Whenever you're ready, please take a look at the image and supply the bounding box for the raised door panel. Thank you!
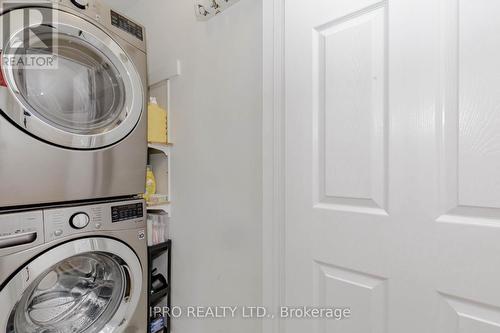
[315,262,387,333]
[458,0,500,209]
[313,3,388,214]
[437,294,500,333]
[440,0,500,221]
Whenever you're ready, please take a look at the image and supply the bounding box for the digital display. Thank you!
[111,203,144,223]
[111,10,144,41]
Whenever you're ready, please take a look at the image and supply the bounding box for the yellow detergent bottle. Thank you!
[144,165,157,202]
[148,97,168,144]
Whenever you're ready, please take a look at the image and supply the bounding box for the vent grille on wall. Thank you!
[195,0,240,20]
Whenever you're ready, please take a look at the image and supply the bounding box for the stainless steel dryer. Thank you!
[0,198,148,332]
[0,0,148,208]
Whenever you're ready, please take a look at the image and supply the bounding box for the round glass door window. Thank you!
[10,32,126,134]
[0,7,144,149]
[6,253,127,333]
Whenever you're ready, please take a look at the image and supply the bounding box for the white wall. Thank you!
[103,1,263,333]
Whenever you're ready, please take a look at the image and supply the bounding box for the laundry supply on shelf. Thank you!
[148,97,168,144]
[147,210,170,246]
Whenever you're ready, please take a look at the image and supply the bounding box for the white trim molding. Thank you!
[149,59,182,87]
[263,1,286,333]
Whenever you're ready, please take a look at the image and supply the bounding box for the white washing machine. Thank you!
[0,198,148,332]
[0,0,148,208]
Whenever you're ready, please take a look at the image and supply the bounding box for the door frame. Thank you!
[262,1,285,333]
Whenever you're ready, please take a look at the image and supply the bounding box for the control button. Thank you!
[54,229,63,237]
[70,213,90,229]
[71,0,88,9]
[95,223,102,229]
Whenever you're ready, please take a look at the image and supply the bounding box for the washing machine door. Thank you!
[0,238,143,333]
[0,7,144,149]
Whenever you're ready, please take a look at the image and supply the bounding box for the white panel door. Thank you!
[284,0,500,332]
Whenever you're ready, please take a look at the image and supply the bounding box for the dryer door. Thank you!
[0,7,144,149]
[0,238,143,333]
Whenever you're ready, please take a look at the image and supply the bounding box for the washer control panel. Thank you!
[70,0,89,10]
[70,213,90,229]
[44,199,146,242]
[112,202,144,223]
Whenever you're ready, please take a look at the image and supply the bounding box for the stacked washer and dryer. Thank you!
[0,0,149,332]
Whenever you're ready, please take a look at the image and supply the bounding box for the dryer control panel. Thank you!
[56,0,147,52]
[110,10,144,41]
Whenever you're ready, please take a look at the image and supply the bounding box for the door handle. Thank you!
[121,264,132,302]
